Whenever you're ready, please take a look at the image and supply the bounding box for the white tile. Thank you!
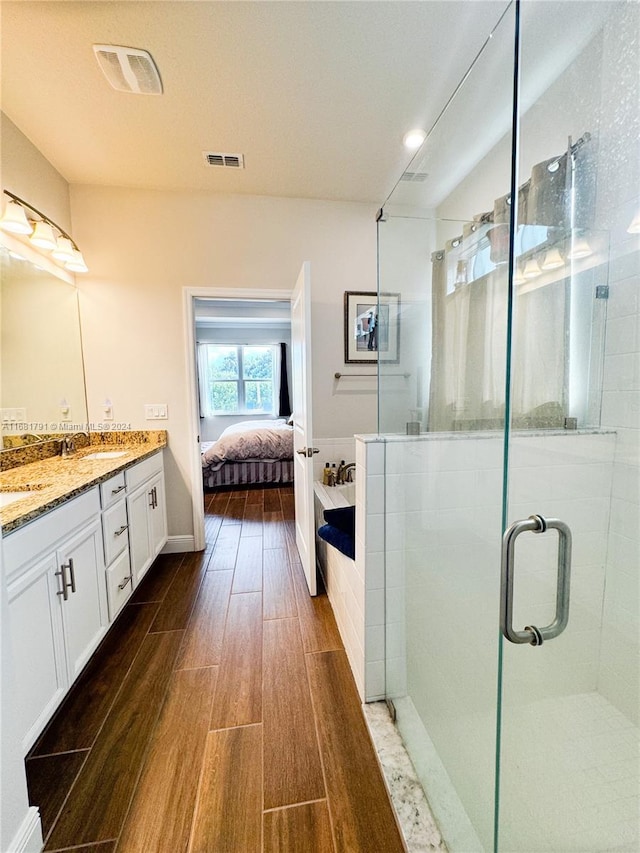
[365,625,385,663]
[365,550,385,590]
[366,513,385,554]
[366,441,385,475]
[606,315,639,356]
[365,660,386,700]
[366,588,385,626]
[366,474,385,515]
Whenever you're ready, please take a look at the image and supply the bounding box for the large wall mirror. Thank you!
[1,245,88,449]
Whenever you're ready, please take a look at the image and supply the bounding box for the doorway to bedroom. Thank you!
[188,294,294,550]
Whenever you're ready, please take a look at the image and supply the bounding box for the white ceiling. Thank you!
[1,0,508,204]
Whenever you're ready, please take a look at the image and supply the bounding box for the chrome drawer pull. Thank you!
[117,574,132,591]
[114,524,128,537]
[55,566,68,600]
[111,484,126,495]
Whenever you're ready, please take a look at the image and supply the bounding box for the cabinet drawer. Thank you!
[125,452,163,491]
[106,548,133,620]
[100,472,127,509]
[102,500,129,566]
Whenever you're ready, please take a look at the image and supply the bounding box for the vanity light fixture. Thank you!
[567,232,592,260]
[0,190,89,273]
[403,129,427,150]
[513,264,526,285]
[523,256,542,279]
[540,246,564,271]
[0,198,33,234]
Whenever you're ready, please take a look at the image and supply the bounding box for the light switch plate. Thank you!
[144,403,168,420]
[1,407,27,426]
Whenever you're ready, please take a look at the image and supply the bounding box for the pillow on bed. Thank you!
[323,505,355,535]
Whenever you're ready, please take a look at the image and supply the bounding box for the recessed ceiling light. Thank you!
[403,129,426,150]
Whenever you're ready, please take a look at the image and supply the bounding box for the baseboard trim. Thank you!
[161,535,196,554]
[7,806,42,853]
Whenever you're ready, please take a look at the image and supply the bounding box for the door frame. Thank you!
[182,286,293,551]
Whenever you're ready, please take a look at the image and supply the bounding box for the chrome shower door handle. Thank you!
[500,514,572,646]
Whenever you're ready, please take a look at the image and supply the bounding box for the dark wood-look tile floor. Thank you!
[25,485,405,852]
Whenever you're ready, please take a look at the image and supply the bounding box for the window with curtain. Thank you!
[198,344,277,416]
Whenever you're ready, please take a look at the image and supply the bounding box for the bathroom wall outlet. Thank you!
[144,404,168,420]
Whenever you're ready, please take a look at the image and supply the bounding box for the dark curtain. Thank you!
[278,342,292,417]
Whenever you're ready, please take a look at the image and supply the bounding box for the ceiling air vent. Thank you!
[93,45,163,95]
[203,152,245,169]
[400,171,429,183]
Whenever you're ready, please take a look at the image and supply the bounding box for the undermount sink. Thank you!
[81,450,128,460]
[0,484,47,508]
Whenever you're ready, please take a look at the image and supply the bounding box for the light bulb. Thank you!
[65,249,89,273]
[30,221,57,250]
[403,129,426,150]
[567,234,592,260]
[0,199,33,235]
[540,247,564,271]
[52,236,75,262]
[523,257,541,279]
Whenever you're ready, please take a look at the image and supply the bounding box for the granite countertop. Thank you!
[0,433,167,535]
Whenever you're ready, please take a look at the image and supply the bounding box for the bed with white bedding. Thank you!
[201,419,294,489]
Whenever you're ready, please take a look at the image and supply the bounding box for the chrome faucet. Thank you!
[20,432,45,444]
[60,431,89,457]
[336,461,356,485]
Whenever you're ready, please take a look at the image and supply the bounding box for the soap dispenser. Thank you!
[323,462,331,485]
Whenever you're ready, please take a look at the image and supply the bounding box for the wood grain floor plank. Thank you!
[116,667,217,853]
[264,488,282,512]
[263,801,334,853]
[130,553,184,604]
[31,602,159,755]
[48,842,115,852]
[26,751,88,841]
[45,631,184,850]
[307,651,405,853]
[175,571,233,670]
[263,618,325,809]
[280,492,295,521]
[263,549,297,620]
[232,537,263,594]
[245,488,264,505]
[189,725,262,853]
[264,511,287,549]
[209,524,241,571]
[204,513,224,550]
[210,592,263,729]
[241,501,264,537]
[149,552,207,633]
[289,545,343,654]
[222,496,247,524]
[209,491,230,514]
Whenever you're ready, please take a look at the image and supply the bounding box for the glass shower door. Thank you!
[497,2,639,851]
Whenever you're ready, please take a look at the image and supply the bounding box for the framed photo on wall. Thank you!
[343,291,400,364]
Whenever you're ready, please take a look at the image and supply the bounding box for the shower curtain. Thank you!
[428,136,594,431]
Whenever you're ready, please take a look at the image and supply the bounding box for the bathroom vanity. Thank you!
[1,438,167,754]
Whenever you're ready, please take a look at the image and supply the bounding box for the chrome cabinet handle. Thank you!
[148,489,155,508]
[114,524,128,537]
[67,557,76,594]
[117,574,132,591]
[500,514,572,646]
[111,484,126,495]
[55,565,69,600]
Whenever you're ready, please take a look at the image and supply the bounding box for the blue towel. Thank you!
[317,523,355,560]
[323,505,355,534]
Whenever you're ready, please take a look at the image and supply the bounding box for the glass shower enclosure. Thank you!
[378,2,639,850]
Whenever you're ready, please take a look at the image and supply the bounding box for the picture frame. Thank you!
[343,291,400,364]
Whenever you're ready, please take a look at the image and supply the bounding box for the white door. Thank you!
[291,262,317,595]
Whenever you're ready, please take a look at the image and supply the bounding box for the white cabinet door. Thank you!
[7,553,67,753]
[127,483,153,585]
[56,520,107,683]
[148,471,167,558]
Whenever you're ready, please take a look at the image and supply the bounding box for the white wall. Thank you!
[70,186,378,539]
